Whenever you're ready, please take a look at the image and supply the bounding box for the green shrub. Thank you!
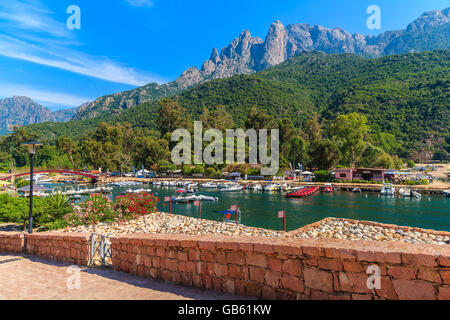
[314,170,332,182]
[205,167,217,177]
[407,160,416,168]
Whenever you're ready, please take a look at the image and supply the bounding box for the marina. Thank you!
[33,179,450,233]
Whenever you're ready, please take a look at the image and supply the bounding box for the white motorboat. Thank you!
[246,184,262,191]
[399,188,411,197]
[444,190,450,198]
[262,184,280,192]
[411,190,421,198]
[201,183,218,188]
[122,188,152,195]
[196,195,219,201]
[219,184,243,192]
[171,194,198,203]
[352,187,362,193]
[380,183,395,196]
[152,181,162,186]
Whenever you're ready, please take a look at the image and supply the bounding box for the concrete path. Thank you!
[0,254,244,300]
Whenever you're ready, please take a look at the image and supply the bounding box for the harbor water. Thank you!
[47,183,450,232]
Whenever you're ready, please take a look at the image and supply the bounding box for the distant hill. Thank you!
[0,96,79,129]
[28,50,450,161]
[72,7,450,120]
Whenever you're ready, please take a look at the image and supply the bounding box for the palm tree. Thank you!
[46,193,73,220]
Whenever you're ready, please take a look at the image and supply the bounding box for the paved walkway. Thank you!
[0,254,244,300]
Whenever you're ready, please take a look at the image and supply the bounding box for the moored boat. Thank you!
[399,188,411,197]
[322,183,333,193]
[219,184,243,192]
[380,183,395,196]
[286,186,320,198]
[201,182,218,188]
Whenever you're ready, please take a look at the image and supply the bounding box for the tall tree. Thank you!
[245,106,277,130]
[56,136,77,168]
[330,113,370,167]
[158,99,190,134]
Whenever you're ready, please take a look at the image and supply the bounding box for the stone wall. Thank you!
[0,232,24,253]
[110,234,450,300]
[25,232,90,266]
[1,230,449,299]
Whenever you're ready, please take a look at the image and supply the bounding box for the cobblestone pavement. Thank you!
[0,254,244,300]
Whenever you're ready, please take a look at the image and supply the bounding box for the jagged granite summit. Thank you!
[73,7,450,120]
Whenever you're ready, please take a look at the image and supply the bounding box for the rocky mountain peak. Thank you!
[258,20,288,69]
[406,8,450,32]
[210,48,221,63]
[0,96,78,128]
[70,7,450,120]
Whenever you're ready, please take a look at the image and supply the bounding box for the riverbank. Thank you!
[57,212,450,246]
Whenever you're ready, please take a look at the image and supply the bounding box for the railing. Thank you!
[89,233,112,267]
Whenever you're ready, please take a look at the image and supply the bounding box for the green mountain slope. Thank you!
[27,50,450,159]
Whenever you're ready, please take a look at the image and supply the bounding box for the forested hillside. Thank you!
[27,51,449,160]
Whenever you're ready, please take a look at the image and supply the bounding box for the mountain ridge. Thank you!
[27,50,450,161]
[0,96,79,129]
[73,6,450,120]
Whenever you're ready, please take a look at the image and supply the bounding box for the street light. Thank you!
[22,140,42,234]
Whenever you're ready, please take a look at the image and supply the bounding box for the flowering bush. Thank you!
[114,192,159,223]
[64,192,159,228]
[66,193,115,228]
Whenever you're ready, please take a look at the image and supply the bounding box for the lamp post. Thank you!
[22,140,42,234]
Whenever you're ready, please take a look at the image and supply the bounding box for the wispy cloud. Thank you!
[0,0,163,86]
[0,0,70,38]
[0,82,92,108]
[125,0,155,8]
[0,35,159,86]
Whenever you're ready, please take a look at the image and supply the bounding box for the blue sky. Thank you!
[0,0,448,110]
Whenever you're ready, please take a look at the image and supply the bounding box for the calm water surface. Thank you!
[47,183,450,232]
[120,185,450,232]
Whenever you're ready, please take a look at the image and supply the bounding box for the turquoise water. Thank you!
[45,183,450,232]
[124,185,450,232]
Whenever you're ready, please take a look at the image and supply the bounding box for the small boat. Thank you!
[286,186,320,198]
[196,195,219,201]
[398,188,411,197]
[322,183,333,193]
[201,183,218,188]
[380,183,395,196]
[219,184,243,192]
[411,190,421,198]
[444,190,450,198]
[176,189,196,194]
[171,194,198,203]
[352,187,362,193]
[246,184,262,191]
[127,188,152,194]
[262,184,280,192]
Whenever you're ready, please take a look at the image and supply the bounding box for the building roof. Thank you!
[334,168,387,171]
